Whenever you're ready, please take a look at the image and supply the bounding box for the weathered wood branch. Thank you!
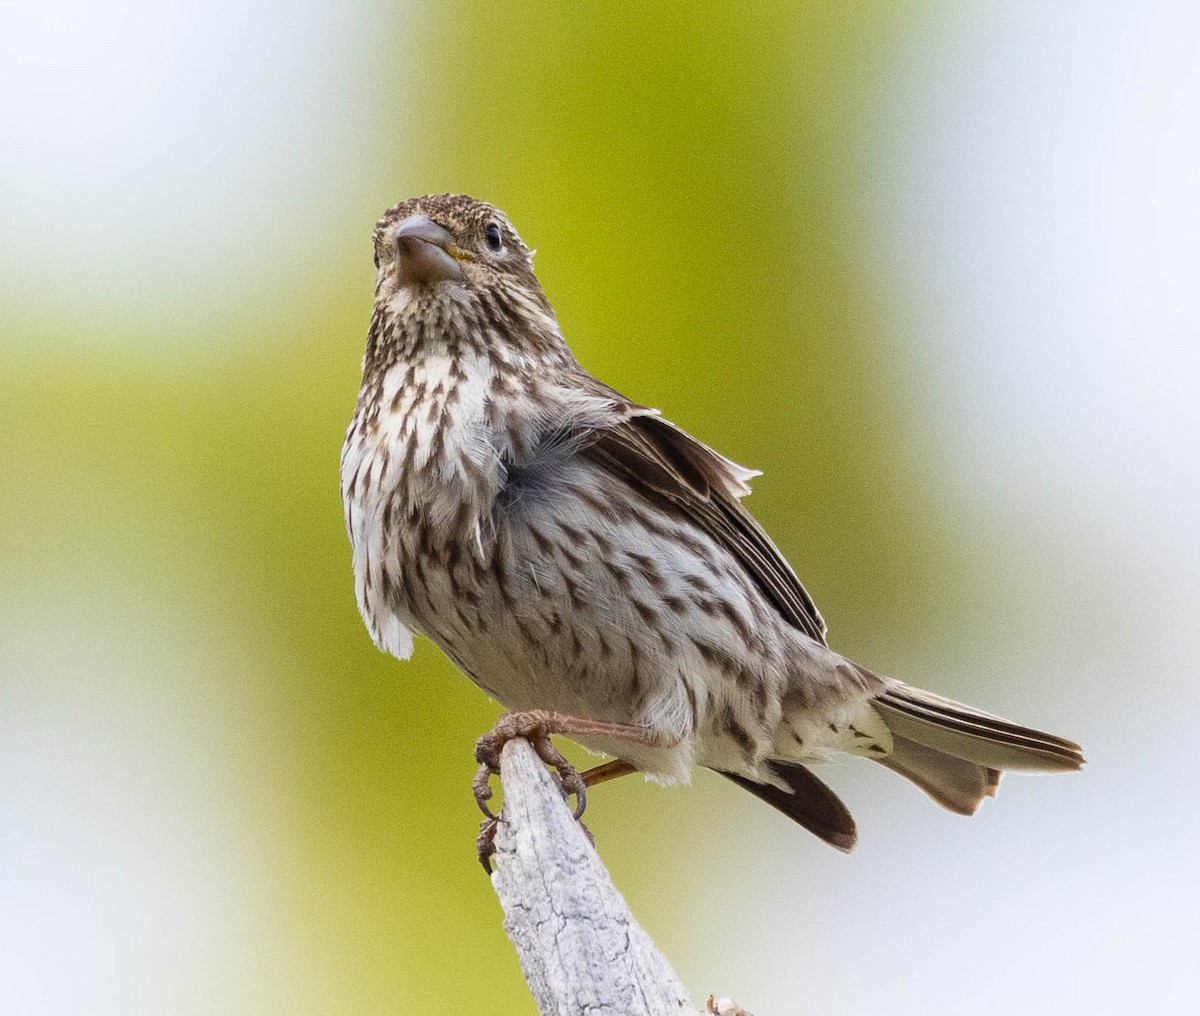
[487,738,753,1016]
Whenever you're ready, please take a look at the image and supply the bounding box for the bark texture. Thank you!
[489,738,696,1016]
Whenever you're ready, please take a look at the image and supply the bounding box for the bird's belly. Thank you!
[399,471,808,780]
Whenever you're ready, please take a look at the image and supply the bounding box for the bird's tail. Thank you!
[872,684,1085,815]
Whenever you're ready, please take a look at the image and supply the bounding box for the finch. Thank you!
[341,193,1082,852]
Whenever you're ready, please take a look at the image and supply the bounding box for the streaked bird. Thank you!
[341,193,1083,856]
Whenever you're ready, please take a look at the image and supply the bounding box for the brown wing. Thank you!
[575,387,828,645]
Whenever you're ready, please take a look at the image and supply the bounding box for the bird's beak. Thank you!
[392,214,467,285]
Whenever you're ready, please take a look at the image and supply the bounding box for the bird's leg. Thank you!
[581,758,638,787]
[473,710,659,873]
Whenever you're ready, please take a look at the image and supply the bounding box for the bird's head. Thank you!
[366,194,564,370]
[372,194,545,301]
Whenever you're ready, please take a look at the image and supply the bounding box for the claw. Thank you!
[477,817,500,874]
[561,770,587,820]
[473,761,500,820]
[525,731,587,820]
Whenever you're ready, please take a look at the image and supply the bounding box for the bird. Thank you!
[340,192,1083,860]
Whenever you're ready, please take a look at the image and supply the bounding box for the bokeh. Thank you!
[3,3,1197,1013]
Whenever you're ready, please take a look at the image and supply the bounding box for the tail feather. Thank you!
[722,760,858,852]
[721,684,1081,845]
[877,734,1001,815]
[875,685,1085,773]
[872,684,1083,813]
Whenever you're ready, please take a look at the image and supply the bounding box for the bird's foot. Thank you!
[473,710,589,820]
[472,711,663,872]
[473,710,590,873]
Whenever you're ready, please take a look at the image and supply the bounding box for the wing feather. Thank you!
[572,386,828,644]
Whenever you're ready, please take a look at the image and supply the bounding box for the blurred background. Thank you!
[2,2,1196,1013]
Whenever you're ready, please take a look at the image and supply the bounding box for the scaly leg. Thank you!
[581,758,638,787]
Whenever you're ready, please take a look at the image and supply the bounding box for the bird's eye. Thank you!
[373,248,380,269]
[485,223,503,252]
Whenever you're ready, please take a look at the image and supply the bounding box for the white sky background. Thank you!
[2,2,1196,1014]
[876,2,1200,566]
[0,0,392,338]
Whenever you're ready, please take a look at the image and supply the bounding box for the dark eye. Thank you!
[485,223,503,252]
[373,247,380,269]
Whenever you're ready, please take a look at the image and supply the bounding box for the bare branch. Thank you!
[487,737,698,1015]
